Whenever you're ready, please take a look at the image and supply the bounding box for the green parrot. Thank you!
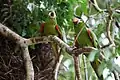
[73,17,98,48]
[73,17,103,80]
[40,11,62,60]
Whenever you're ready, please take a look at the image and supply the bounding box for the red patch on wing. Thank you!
[87,29,95,47]
[40,23,45,33]
[87,29,93,41]
[55,25,62,39]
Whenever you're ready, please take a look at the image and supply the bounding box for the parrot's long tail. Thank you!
[51,42,60,61]
[85,52,104,80]
[51,42,62,70]
[90,60,103,80]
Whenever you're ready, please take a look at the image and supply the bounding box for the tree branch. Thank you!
[21,45,34,80]
[54,55,63,80]
[83,55,88,80]
[0,23,24,43]
[48,35,96,55]
[73,55,81,80]
[106,7,115,47]
[0,23,34,80]
[26,36,52,46]
[2,3,12,24]
[89,0,103,12]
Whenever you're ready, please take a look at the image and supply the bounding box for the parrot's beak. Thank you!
[73,17,79,24]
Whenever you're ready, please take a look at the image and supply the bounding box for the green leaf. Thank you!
[88,50,100,62]
[74,0,88,17]
[79,0,88,15]
[98,61,106,76]
[104,48,112,60]
[22,29,26,36]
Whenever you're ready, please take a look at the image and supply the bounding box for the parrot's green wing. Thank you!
[86,28,98,48]
[40,23,45,33]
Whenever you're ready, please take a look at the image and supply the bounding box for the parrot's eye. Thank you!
[50,12,54,17]
[49,11,56,18]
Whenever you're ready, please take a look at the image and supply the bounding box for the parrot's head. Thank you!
[73,17,80,25]
[48,11,56,19]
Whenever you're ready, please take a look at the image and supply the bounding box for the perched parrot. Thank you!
[73,17,103,80]
[39,11,62,60]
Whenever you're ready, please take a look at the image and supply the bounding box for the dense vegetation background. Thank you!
[0,0,120,80]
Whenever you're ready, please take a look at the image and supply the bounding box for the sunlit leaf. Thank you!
[98,61,106,76]
[88,50,100,62]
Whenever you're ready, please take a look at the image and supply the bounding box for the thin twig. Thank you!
[106,7,115,47]
[74,25,85,46]
[4,69,13,75]
[54,55,63,80]
[113,70,120,80]
[89,0,103,12]
[82,55,88,80]
[2,1,12,24]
